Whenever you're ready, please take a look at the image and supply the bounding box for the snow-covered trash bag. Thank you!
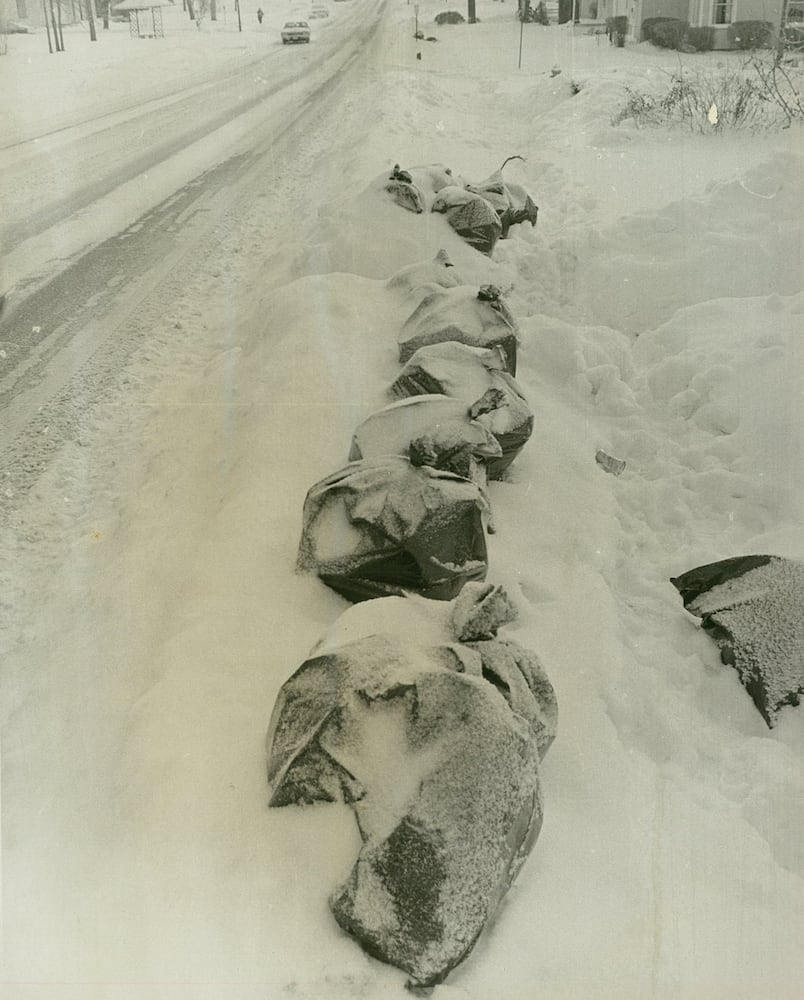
[297,456,489,603]
[266,584,558,987]
[398,283,519,375]
[348,395,502,483]
[499,180,539,236]
[383,163,460,215]
[431,185,503,255]
[385,249,465,306]
[466,158,539,239]
[385,164,426,214]
[671,554,804,728]
[390,341,534,478]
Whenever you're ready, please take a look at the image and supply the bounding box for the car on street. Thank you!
[308,6,329,17]
[281,20,311,43]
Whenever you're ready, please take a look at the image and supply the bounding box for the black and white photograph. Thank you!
[1,1,802,997]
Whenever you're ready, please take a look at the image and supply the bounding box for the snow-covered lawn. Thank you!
[1,4,803,998]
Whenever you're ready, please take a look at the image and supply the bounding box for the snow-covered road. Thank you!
[0,0,388,504]
[0,0,386,298]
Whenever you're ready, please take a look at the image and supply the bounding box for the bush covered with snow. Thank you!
[685,25,715,51]
[640,15,677,42]
[728,19,773,49]
[435,10,465,24]
[650,18,689,49]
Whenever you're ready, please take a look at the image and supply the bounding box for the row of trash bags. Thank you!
[266,246,557,988]
[265,224,801,990]
[385,158,539,256]
[297,252,533,604]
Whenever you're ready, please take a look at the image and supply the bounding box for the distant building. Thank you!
[596,0,785,47]
[1,0,41,26]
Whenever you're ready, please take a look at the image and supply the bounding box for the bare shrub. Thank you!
[613,59,803,131]
[749,53,804,124]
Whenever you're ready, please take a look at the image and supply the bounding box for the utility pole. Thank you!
[43,0,54,51]
[56,0,65,49]
[236,0,242,30]
[518,13,524,66]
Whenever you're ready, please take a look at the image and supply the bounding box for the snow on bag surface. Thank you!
[296,455,489,603]
[431,184,503,256]
[466,161,540,238]
[266,585,557,986]
[398,284,519,373]
[382,162,462,215]
[348,394,502,481]
[390,340,535,478]
[672,555,804,727]
[385,249,466,307]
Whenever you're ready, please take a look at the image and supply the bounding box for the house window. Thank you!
[712,0,733,23]
[16,0,28,17]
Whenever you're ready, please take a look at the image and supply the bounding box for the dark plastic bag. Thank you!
[431,185,502,255]
[398,284,519,374]
[349,394,502,482]
[297,456,489,602]
[672,554,804,727]
[390,341,534,478]
[267,585,557,986]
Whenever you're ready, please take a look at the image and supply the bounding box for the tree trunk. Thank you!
[188,0,196,19]
[211,0,217,20]
[43,0,54,51]
[87,0,97,40]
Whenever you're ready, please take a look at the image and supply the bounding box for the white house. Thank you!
[596,0,785,46]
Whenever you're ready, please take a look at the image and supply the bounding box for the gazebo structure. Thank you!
[113,0,175,38]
